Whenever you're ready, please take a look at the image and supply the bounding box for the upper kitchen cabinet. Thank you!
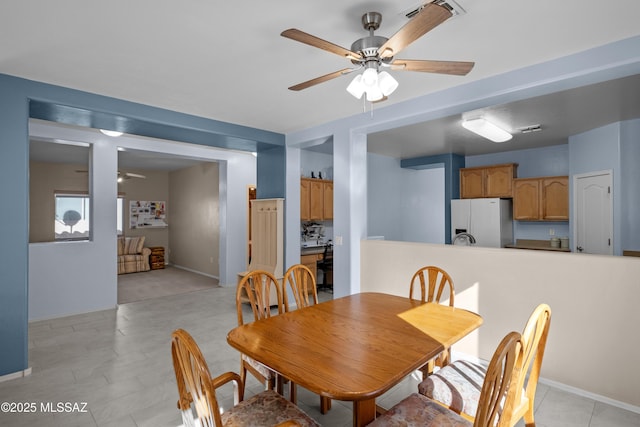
[460,163,518,198]
[512,178,540,220]
[513,176,568,221]
[541,176,569,220]
[300,178,311,220]
[323,181,333,220]
[301,178,333,221]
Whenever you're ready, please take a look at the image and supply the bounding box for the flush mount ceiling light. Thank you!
[99,129,123,137]
[461,118,512,143]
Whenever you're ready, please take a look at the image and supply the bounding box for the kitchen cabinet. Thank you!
[301,178,333,221]
[323,181,333,220]
[541,176,569,220]
[301,253,322,282]
[300,179,310,220]
[513,176,568,221]
[460,163,517,198]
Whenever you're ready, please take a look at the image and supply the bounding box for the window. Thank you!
[54,194,124,240]
[117,196,124,236]
[55,193,90,240]
[29,137,91,243]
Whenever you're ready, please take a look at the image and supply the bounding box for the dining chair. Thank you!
[282,263,332,413]
[171,328,319,427]
[419,303,552,427]
[409,265,455,375]
[368,330,522,427]
[316,242,333,291]
[283,263,318,310]
[236,270,285,395]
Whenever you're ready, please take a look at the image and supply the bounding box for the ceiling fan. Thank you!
[118,171,146,182]
[75,170,147,182]
[281,2,474,102]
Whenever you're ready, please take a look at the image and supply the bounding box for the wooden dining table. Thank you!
[226,292,483,427]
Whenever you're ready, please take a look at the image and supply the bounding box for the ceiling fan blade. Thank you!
[378,3,452,59]
[281,29,362,61]
[390,59,474,75]
[125,172,146,179]
[288,68,355,91]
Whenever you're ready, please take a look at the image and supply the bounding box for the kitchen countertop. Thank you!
[505,239,571,252]
[301,246,326,255]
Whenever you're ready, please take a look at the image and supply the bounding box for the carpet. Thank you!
[117,265,219,304]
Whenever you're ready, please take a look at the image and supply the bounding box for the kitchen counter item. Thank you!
[506,239,570,252]
[301,246,325,255]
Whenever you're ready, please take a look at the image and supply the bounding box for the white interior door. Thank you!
[574,171,613,255]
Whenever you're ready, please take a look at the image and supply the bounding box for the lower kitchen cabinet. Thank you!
[300,253,323,290]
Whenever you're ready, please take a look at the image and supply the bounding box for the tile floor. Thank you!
[0,286,639,427]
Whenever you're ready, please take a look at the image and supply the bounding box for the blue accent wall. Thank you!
[401,153,465,243]
[257,145,286,199]
[0,73,284,377]
[465,145,571,241]
[621,119,640,251]
[0,77,30,377]
[465,144,569,177]
[569,123,622,254]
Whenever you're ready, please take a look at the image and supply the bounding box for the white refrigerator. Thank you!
[451,198,513,248]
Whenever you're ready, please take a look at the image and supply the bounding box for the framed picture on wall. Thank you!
[130,200,167,228]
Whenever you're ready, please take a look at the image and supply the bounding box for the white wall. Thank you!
[367,153,444,243]
[29,136,118,320]
[361,239,640,410]
[28,122,256,320]
[169,162,219,277]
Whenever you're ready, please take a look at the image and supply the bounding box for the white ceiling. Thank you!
[6,0,640,163]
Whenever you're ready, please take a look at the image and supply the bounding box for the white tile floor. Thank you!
[0,286,638,427]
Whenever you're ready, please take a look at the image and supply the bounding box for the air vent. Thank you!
[518,124,543,134]
[403,0,466,19]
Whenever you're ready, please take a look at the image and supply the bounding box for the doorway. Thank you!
[574,170,613,255]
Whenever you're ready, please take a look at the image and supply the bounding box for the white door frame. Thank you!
[572,169,613,255]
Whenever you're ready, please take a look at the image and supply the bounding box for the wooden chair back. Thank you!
[283,264,318,310]
[409,265,455,306]
[236,269,284,326]
[172,328,237,427]
[509,303,552,425]
[474,331,522,427]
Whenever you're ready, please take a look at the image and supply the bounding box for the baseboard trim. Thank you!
[170,264,219,280]
[450,350,640,415]
[537,377,640,415]
[0,367,32,383]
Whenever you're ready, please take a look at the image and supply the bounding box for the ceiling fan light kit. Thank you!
[99,129,123,137]
[281,3,474,102]
[462,118,513,143]
[347,68,398,101]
